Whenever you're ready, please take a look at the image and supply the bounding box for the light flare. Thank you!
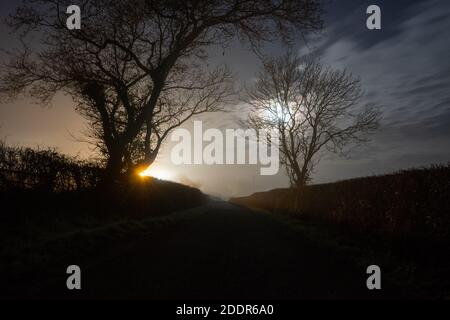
[138,165,174,181]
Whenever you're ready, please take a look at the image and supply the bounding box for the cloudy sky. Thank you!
[1,0,449,198]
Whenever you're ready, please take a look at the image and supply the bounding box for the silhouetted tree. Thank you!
[0,0,323,180]
[244,53,380,187]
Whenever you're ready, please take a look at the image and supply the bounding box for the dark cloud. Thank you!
[307,0,450,183]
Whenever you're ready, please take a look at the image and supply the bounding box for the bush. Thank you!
[231,165,450,258]
[0,142,102,192]
[0,142,207,225]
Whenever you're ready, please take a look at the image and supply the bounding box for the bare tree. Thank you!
[0,0,323,180]
[244,53,380,187]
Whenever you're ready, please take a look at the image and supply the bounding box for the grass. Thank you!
[1,203,211,297]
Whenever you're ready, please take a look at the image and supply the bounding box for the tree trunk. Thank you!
[103,145,126,184]
[295,179,304,189]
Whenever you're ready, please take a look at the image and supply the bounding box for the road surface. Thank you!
[38,201,391,299]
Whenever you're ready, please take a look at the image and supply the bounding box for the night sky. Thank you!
[1,0,449,198]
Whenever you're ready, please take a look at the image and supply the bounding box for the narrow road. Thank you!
[44,201,389,299]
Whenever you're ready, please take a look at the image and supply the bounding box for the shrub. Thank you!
[232,165,450,257]
[0,142,102,192]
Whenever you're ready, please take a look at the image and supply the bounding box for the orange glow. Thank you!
[138,165,174,181]
[138,170,149,178]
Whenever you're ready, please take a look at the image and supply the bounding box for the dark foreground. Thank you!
[21,201,399,300]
